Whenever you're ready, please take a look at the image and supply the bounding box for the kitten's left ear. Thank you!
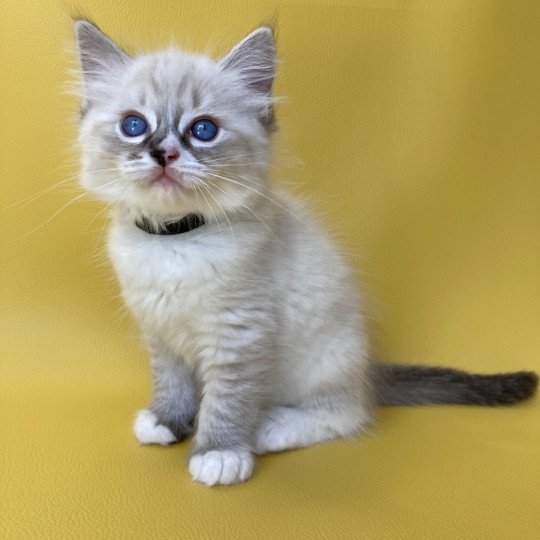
[74,19,130,111]
[75,20,130,81]
[220,27,276,95]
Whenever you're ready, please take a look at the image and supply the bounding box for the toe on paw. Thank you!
[189,449,253,486]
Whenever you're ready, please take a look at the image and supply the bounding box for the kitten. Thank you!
[74,20,538,486]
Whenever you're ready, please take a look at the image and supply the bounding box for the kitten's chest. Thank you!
[108,225,232,333]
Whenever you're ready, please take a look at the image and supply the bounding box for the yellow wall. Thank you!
[2,1,539,537]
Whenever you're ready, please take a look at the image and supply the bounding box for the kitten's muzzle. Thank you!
[151,166,185,188]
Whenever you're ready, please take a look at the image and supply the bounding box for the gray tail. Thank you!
[376,362,538,406]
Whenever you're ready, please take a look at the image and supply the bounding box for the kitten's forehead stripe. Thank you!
[191,85,201,110]
[176,76,188,98]
[149,72,160,95]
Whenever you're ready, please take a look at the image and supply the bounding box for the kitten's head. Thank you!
[75,21,276,222]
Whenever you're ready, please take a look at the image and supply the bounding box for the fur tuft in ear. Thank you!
[220,27,276,95]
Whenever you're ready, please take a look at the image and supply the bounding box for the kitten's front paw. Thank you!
[189,449,254,486]
[133,409,177,446]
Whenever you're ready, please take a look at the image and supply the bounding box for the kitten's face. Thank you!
[76,22,275,221]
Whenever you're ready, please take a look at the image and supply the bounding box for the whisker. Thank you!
[196,183,222,235]
[193,182,202,206]
[14,192,90,241]
[220,162,270,166]
[199,181,236,243]
[14,176,124,241]
[86,201,113,233]
[2,167,123,212]
[204,179,286,248]
[202,171,307,226]
[3,178,80,212]
[201,151,268,164]
[87,176,125,193]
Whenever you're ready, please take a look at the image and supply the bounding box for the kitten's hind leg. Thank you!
[134,341,197,445]
[255,399,373,455]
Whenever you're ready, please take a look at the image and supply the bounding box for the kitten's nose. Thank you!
[164,148,180,164]
[150,146,180,167]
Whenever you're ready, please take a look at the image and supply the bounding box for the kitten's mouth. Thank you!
[151,168,184,189]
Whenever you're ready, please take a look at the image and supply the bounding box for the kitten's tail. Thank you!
[376,362,538,406]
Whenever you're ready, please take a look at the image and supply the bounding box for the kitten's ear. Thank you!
[74,20,130,85]
[220,27,276,95]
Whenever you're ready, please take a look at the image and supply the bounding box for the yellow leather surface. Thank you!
[2,0,539,537]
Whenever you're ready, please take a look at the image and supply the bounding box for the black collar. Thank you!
[135,214,206,235]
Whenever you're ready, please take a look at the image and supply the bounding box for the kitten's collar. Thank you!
[135,214,206,235]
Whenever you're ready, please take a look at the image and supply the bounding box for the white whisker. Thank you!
[196,183,222,235]
[14,176,124,241]
[2,167,123,212]
[204,179,285,248]
[15,192,90,241]
[199,181,236,243]
[203,170,306,226]
[201,152,268,165]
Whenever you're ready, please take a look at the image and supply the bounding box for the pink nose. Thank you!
[165,149,180,164]
[150,144,181,167]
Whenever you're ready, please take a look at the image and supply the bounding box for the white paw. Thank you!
[189,449,254,486]
[133,409,177,446]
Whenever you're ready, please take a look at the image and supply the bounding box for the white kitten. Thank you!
[75,21,537,486]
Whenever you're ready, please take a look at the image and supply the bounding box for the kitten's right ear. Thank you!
[74,20,130,102]
[220,27,276,96]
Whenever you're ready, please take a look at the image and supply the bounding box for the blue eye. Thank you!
[190,119,218,141]
[121,114,148,137]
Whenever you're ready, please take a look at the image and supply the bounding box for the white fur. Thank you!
[108,200,371,409]
[255,405,372,454]
[189,449,253,486]
[133,409,177,445]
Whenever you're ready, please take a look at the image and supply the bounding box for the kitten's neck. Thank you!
[135,214,206,235]
[115,192,278,235]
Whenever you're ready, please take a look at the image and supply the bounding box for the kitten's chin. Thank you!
[125,180,202,219]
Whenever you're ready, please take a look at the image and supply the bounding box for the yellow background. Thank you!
[1,1,539,538]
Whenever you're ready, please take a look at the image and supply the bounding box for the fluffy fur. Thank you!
[74,21,538,486]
